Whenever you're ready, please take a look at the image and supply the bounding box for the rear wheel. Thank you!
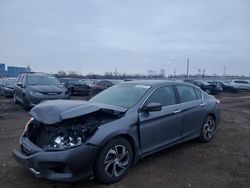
[200,116,216,143]
[95,137,133,184]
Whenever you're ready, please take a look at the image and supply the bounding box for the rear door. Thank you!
[139,85,183,154]
[175,85,207,137]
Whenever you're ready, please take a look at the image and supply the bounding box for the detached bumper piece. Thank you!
[12,143,98,182]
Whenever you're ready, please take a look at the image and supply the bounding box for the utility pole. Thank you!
[223,66,226,77]
[186,58,190,77]
[167,61,171,78]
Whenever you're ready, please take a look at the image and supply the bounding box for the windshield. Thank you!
[6,79,16,86]
[90,83,151,108]
[27,75,61,85]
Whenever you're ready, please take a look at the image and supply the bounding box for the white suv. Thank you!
[230,80,250,90]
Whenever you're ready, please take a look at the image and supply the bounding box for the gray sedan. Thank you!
[13,80,221,184]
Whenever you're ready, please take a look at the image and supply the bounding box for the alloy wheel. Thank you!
[203,117,215,140]
[104,145,129,178]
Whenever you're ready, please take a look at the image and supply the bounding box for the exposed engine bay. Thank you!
[24,109,123,151]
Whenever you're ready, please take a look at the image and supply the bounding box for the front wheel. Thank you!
[95,137,133,184]
[205,89,211,94]
[22,96,30,111]
[200,116,216,143]
[14,93,18,104]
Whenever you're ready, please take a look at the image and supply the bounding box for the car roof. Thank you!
[59,78,79,80]
[125,79,187,87]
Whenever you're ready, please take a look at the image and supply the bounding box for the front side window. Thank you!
[176,85,197,103]
[145,86,176,106]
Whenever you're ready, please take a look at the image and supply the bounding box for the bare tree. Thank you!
[57,70,66,76]
[159,69,166,78]
[197,69,201,76]
[68,71,78,76]
[148,70,157,77]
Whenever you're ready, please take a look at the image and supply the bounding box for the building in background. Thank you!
[0,63,6,77]
[7,66,31,77]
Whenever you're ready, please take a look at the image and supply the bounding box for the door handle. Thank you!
[200,103,206,106]
[174,109,182,114]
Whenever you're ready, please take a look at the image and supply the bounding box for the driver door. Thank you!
[139,85,183,155]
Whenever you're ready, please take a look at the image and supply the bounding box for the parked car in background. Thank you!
[230,80,250,90]
[90,80,123,96]
[13,80,221,184]
[185,80,222,94]
[81,79,97,88]
[0,79,4,96]
[210,81,239,93]
[59,78,90,96]
[0,78,17,97]
[14,73,70,110]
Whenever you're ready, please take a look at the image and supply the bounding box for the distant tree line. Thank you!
[53,70,250,80]
[54,69,167,79]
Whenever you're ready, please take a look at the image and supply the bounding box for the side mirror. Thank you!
[141,103,162,112]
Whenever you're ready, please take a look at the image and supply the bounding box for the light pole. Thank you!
[167,61,171,78]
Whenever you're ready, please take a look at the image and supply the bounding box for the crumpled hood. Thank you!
[30,100,127,125]
[29,85,66,93]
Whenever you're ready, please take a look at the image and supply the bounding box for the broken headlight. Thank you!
[24,117,34,132]
[44,125,95,151]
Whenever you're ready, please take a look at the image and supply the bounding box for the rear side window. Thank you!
[176,85,197,103]
[145,86,176,106]
[195,88,202,100]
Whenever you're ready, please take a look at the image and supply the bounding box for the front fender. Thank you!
[86,115,140,159]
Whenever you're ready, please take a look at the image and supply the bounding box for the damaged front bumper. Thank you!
[12,138,98,182]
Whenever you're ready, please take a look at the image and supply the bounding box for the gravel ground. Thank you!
[0,92,250,188]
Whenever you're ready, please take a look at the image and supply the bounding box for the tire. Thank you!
[95,137,133,184]
[200,116,216,143]
[205,89,211,94]
[13,93,18,104]
[3,90,6,97]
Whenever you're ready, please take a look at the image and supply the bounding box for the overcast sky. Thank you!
[0,0,250,76]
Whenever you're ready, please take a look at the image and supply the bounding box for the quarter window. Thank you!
[176,85,197,103]
[145,86,176,106]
